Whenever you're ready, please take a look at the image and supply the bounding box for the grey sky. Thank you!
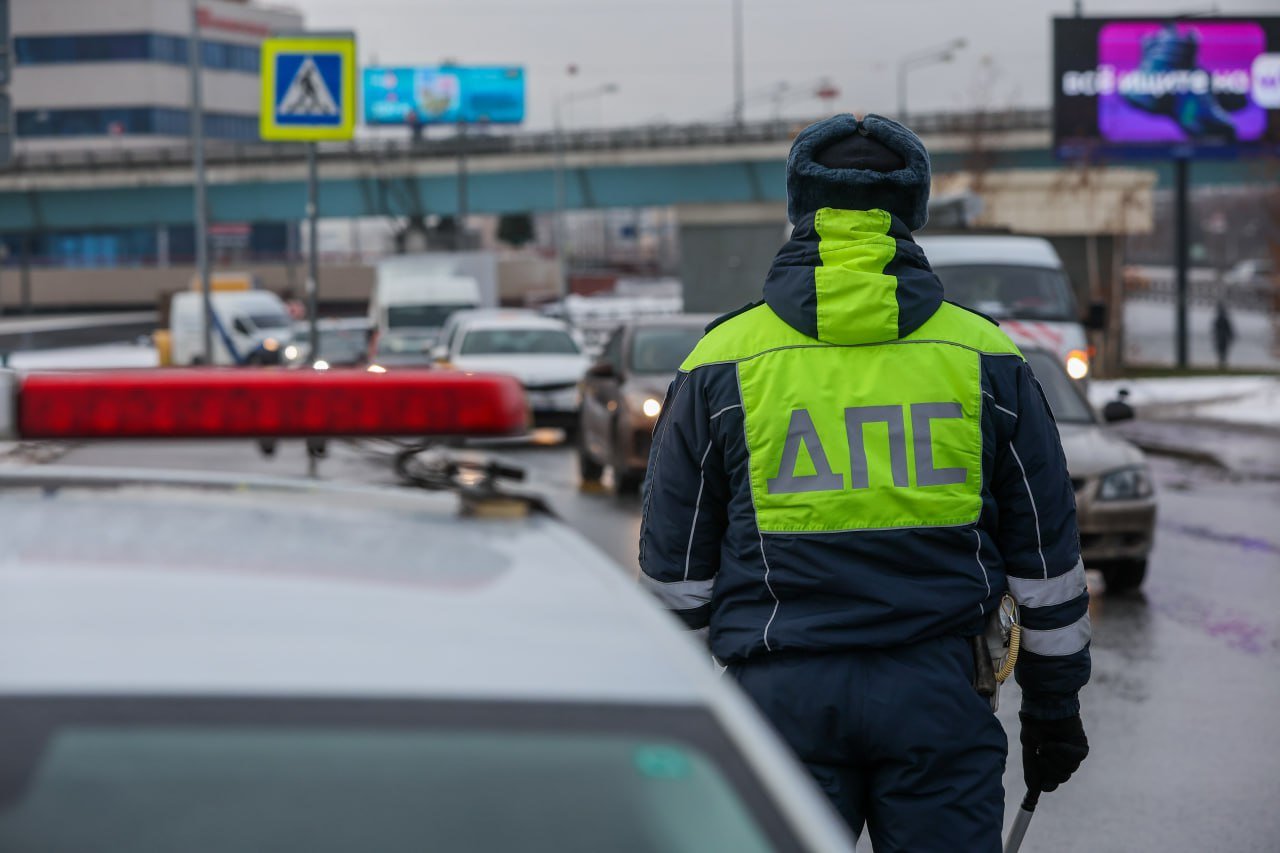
[289,0,1269,130]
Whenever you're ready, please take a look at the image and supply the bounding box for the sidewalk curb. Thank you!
[1119,418,1280,481]
[1125,437,1231,472]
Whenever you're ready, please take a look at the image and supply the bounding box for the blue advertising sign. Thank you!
[363,66,525,125]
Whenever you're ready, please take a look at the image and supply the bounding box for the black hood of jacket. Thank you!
[763,207,944,345]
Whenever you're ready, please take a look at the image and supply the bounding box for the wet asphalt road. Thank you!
[35,438,1280,851]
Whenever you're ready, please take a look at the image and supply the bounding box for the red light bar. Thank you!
[16,369,528,440]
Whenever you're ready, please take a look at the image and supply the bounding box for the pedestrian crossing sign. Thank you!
[259,35,356,141]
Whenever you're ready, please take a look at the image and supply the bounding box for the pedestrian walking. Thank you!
[639,114,1090,852]
[1212,299,1235,370]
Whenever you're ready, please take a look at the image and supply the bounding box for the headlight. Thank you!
[1065,349,1089,380]
[262,337,280,353]
[284,345,299,361]
[367,364,387,373]
[626,391,663,418]
[1097,466,1153,501]
[312,359,330,371]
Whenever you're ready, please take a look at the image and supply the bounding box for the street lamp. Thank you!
[552,82,619,299]
[896,38,967,122]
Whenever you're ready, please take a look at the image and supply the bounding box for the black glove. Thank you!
[1019,712,1089,793]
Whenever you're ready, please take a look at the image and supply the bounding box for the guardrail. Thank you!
[2,108,1052,176]
[0,311,158,353]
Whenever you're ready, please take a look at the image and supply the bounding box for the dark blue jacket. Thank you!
[639,207,1090,719]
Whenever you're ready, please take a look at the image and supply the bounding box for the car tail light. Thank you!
[11,369,527,440]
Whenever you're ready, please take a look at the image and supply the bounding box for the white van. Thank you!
[368,256,483,366]
[170,290,294,366]
[917,235,1098,381]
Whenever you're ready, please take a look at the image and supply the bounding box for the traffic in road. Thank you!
[3,2,1279,844]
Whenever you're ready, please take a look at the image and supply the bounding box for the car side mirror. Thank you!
[587,361,617,379]
[1102,389,1135,423]
[1084,301,1107,331]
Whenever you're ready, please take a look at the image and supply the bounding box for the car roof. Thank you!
[459,314,571,333]
[627,313,718,329]
[916,234,1063,269]
[0,466,707,704]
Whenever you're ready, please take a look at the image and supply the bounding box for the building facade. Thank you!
[3,0,303,286]
[11,0,303,152]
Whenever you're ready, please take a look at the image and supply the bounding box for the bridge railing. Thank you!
[2,108,1051,176]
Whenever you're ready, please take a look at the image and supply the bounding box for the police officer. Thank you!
[639,114,1089,851]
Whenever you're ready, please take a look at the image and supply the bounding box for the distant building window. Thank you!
[16,108,259,140]
[14,33,260,73]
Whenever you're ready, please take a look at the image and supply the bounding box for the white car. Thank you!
[443,314,591,436]
[0,368,852,852]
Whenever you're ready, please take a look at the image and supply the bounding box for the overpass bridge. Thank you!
[0,109,1263,233]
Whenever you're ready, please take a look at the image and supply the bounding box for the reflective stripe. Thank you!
[639,574,714,611]
[683,441,714,580]
[1009,559,1087,608]
[973,529,990,616]
[983,391,1018,420]
[1022,612,1091,656]
[1008,444,1049,577]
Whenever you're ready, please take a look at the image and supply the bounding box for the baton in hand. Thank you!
[1003,788,1040,853]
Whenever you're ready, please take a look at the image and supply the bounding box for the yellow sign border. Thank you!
[259,36,356,142]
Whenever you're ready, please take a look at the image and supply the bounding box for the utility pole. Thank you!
[731,0,744,127]
[552,83,619,299]
[306,142,319,362]
[189,0,212,364]
[1174,156,1190,368]
[456,121,468,251]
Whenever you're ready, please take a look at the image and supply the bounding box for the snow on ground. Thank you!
[1090,375,1280,431]
[7,343,158,370]
[1125,301,1278,370]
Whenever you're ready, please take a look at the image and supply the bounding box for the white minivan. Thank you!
[917,235,1100,381]
[368,257,483,366]
[169,290,294,366]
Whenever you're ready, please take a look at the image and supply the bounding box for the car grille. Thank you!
[524,380,578,393]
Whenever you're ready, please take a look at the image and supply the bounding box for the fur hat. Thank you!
[786,113,931,231]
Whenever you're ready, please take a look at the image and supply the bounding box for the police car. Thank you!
[0,368,851,852]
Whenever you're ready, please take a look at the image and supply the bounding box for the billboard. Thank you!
[363,66,525,125]
[1054,17,1280,158]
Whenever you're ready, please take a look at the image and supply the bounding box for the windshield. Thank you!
[0,700,783,853]
[936,264,1079,322]
[247,312,290,330]
[629,326,706,375]
[377,333,436,355]
[1024,350,1095,424]
[387,304,473,330]
[460,328,581,356]
[294,327,368,363]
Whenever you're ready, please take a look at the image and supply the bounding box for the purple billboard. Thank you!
[1054,17,1280,158]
